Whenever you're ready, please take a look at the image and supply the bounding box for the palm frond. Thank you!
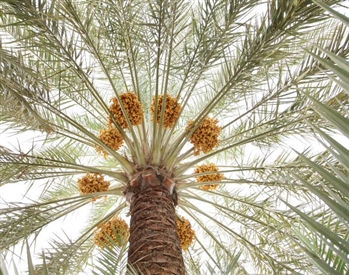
[91,243,128,275]
[284,4,349,271]
[34,234,94,275]
[0,196,90,250]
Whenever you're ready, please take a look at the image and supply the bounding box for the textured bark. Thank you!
[126,168,185,275]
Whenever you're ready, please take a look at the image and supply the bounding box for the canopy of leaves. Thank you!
[0,0,348,274]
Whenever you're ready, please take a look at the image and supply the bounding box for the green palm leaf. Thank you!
[284,2,349,274]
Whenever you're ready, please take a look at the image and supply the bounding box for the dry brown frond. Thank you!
[186,117,221,155]
[176,216,195,251]
[150,94,181,128]
[194,163,223,191]
[77,173,110,201]
[109,92,143,128]
[94,216,129,248]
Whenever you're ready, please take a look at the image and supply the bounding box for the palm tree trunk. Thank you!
[127,168,185,274]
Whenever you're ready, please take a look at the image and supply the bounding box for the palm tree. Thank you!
[0,0,348,274]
